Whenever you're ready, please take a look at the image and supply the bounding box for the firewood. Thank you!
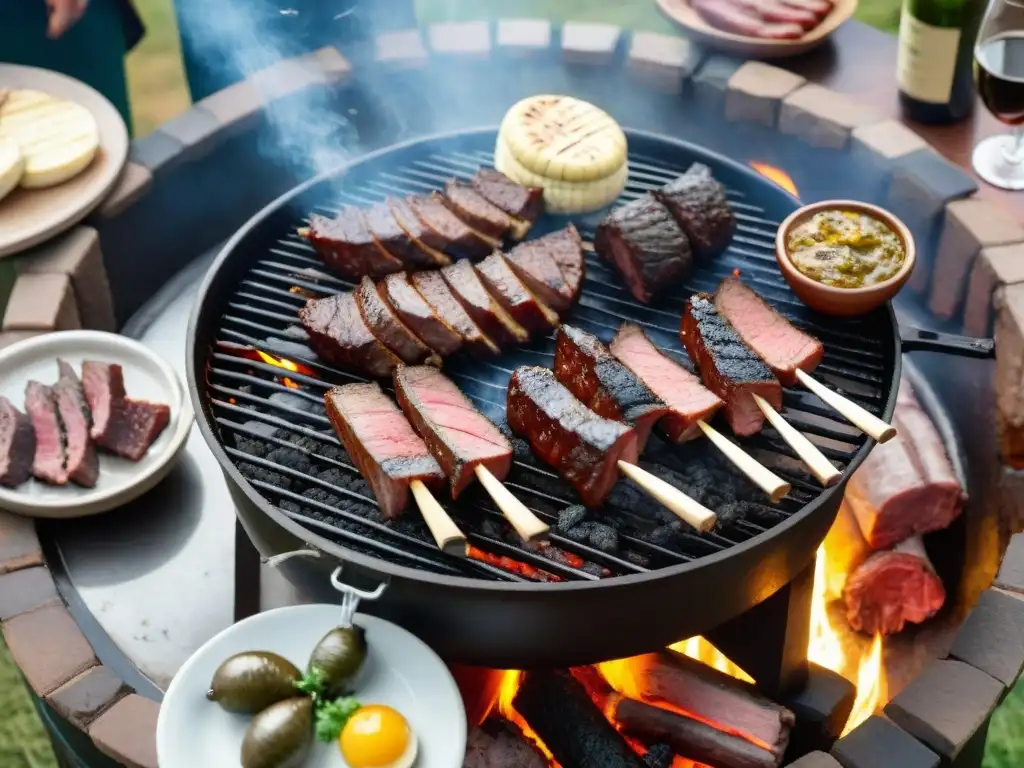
[463,718,547,768]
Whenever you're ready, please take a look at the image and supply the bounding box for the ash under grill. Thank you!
[202,134,894,585]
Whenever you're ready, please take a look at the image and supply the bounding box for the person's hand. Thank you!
[46,0,89,39]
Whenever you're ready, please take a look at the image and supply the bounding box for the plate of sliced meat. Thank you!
[656,0,858,58]
[0,330,191,518]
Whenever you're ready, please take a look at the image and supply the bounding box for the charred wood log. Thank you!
[463,718,547,768]
[514,669,647,768]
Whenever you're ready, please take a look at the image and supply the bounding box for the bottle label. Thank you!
[897,11,962,104]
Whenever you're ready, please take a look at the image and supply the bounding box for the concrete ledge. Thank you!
[779,84,882,150]
[627,32,702,94]
[375,29,429,69]
[428,21,491,57]
[496,18,551,55]
[963,242,1024,337]
[561,22,622,66]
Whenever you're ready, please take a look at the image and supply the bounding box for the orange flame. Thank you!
[843,633,885,736]
[498,671,560,766]
[750,162,799,198]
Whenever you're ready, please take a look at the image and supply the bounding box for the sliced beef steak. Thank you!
[730,0,819,27]
[475,252,559,333]
[595,194,692,304]
[364,200,445,269]
[303,208,404,280]
[102,399,170,461]
[655,163,736,260]
[410,271,499,356]
[355,276,436,365]
[441,259,529,346]
[0,396,35,488]
[324,382,445,519]
[506,237,574,313]
[25,381,66,485]
[471,168,544,224]
[681,294,781,436]
[444,179,524,240]
[379,273,463,357]
[388,197,453,267]
[82,360,126,443]
[408,194,498,260]
[554,325,670,453]
[394,365,513,498]
[53,360,98,487]
[299,292,402,378]
[714,277,823,386]
[610,323,723,442]
[544,225,587,304]
[506,366,639,508]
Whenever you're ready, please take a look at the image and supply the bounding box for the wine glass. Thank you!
[974,0,1024,189]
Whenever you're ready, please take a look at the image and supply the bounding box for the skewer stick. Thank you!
[474,465,550,542]
[616,461,717,532]
[795,370,898,444]
[696,420,792,503]
[752,395,842,487]
[409,480,469,557]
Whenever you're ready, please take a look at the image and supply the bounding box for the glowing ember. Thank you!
[843,633,885,736]
[466,546,562,582]
[497,671,559,766]
[750,162,799,198]
[255,350,311,374]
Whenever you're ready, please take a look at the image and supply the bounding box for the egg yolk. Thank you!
[340,705,410,768]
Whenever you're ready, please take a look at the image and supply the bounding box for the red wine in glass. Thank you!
[974,1,1024,189]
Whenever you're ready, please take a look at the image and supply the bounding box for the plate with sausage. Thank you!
[657,0,858,58]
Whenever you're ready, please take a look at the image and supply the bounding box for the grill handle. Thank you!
[900,325,995,359]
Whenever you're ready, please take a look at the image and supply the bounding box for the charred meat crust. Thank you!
[324,382,444,519]
[475,252,559,333]
[365,201,446,269]
[408,194,499,260]
[471,168,544,223]
[505,226,585,314]
[379,273,464,357]
[506,366,639,508]
[681,293,781,437]
[655,163,736,260]
[410,271,500,356]
[100,399,170,461]
[440,260,529,346]
[0,396,35,488]
[595,193,692,304]
[303,208,405,280]
[443,179,517,240]
[300,292,403,378]
[393,365,513,499]
[355,276,437,365]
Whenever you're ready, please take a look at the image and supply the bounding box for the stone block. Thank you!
[561,22,621,66]
[47,665,129,730]
[832,715,940,768]
[128,129,183,176]
[692,54,743,109]
[929,198,1024,320]
[627,32,702,94]
[782,662,856,756]
[996,463,1024,534]
[725,61,806,127]
[0,511,42,575]
[963,242,1024,337]
[779,84,882,149]
[496,19,552,54]
[884,659,1004,760]
[375,29,429,69]
[15,226,115,332]
[995,532,1024,594]
[248,46,351,101]
[2,273,80,332]
[852,119,930,163]
[157,104,221,160]
[88,694,159,768]
[790,753,843,768]
[2,604,98,697]
[196,79,263,136]
[0,566,58,621]
[95,162,152,219]
[996,283,1024,434]
[428,21,491,57]
[949,587,1024,689]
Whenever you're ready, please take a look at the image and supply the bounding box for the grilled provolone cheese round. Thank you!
[0,135,25,204]
[0,90,99,189]
[498,95,627,183]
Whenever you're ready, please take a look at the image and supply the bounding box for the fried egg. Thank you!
[339,705,417,768]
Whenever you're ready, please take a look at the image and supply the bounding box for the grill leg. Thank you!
[704,558,814,699]
[234,517,263,622]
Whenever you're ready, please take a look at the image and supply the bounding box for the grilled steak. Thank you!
[691,0,805,38]
[731,0,819,27]
[594,194,692,304]
[355,276,436,365]
[54,360,98,487]
[656,163,737,260]
[379,273,463,357]
[394,365,513,498]
[365,200,445,269]
[544,225,587,302]
[471,168,544,224]
[324,382,445,519]
[506,366,639,507]
[82,360,126,442]
[304,208,404,281]
[610,323,723,442]
[444,179,525,240]
[506,234,579,314]
[441,259,529,346]
[0,396,35,488]
[554,325,670,453]
[681,294,781,436]
[714,277,823,386]
[408,194,498,260]
[388,197,453,267]
[25,381,66,485]
[410,271,499,356]
[476,252,559,333]
[845,378,965,549]
[300,292,402,378]
[101,399,170,461]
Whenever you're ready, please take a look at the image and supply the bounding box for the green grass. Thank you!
[3,2,1020,767]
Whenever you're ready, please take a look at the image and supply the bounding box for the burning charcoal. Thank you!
[238,462,292,490]
[234,435,270,458]
[269,391,313,413]
[644,744,674,768]
[644,523,683,547]
[558,504,589,531]
[626,550,651,568]
[279,500,302,514]
[588,522,619,553]
[266,447,313,475]
[302,487,342,508]
[242,420,278,439]
[563,521,594,544]
[582,562,607,578]
[714,501,748,529]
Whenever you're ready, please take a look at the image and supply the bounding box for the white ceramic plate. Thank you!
[158,605,468,768]
[0,330,191,518]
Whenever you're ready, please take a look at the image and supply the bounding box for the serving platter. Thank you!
[0,330,191,518]
[656,0,859,58]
